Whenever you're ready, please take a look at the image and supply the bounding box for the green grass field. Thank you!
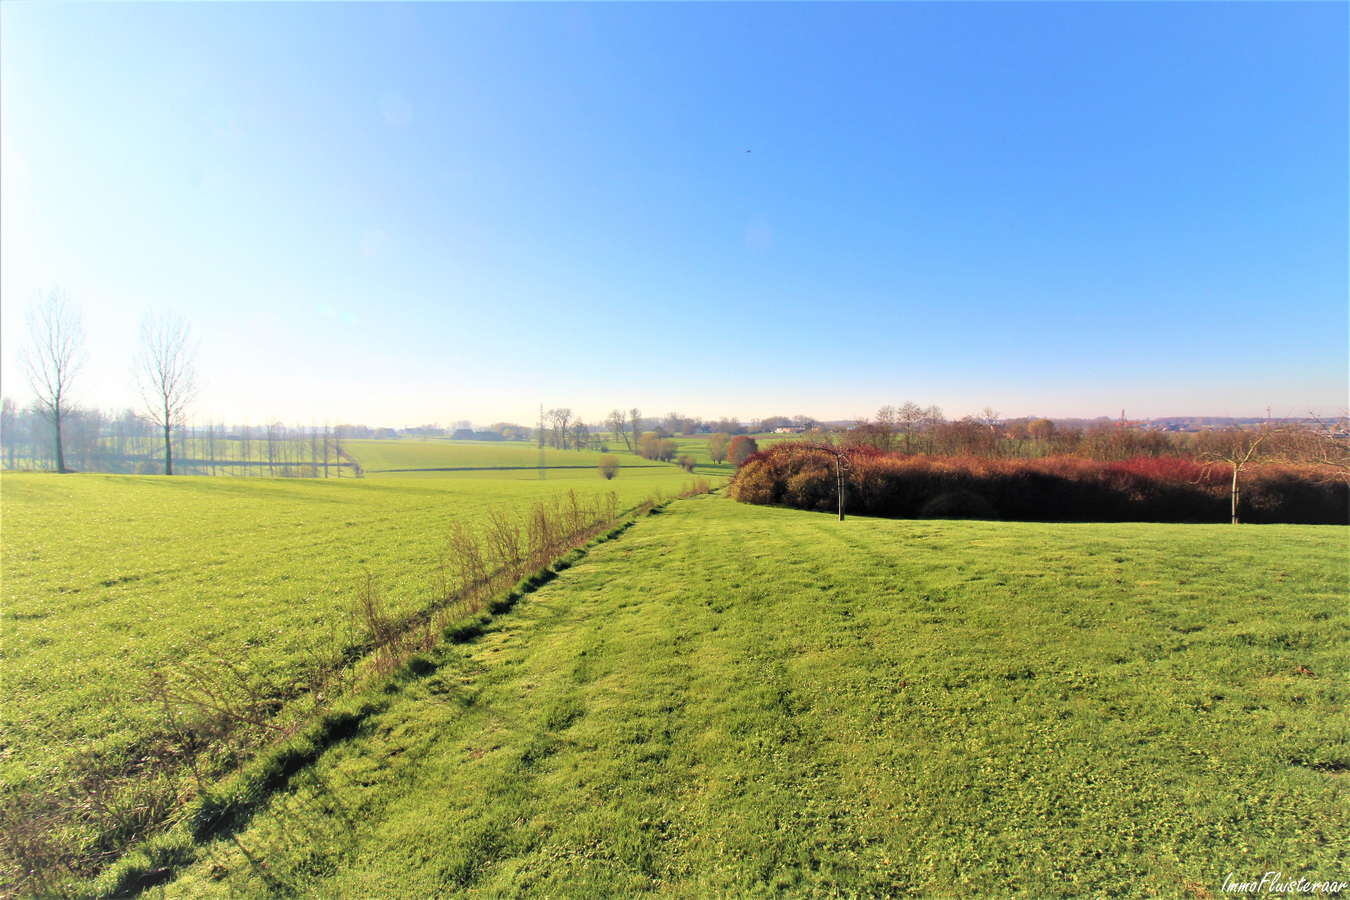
[0,470,711,838]
[139,495,1347,899]
[344,439,672,474]
[338,434,793,479]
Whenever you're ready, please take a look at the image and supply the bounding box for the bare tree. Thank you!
[133,312,201,476]
[547,408,573,450]
[1196,418,1300,524]
[921,404,945,454]
[1,397,18,470]
[241,419,253,476]
[629,408,642,454]
[265,421,280,476]
[571,418,590,450]
[874,405,897,453]
[1305,411,1350,484]
[322,419,332,478]
[897,401,924,454]
[22,289,87,473]
[707,432,732,464]
[799,434,850,521]
[608,409,631,450]
[207,417,217,476]
[333,423,345,478]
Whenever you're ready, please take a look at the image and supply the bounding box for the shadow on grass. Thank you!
[97,507,656,899]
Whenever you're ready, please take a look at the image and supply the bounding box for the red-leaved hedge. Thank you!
[728,444,1347,524]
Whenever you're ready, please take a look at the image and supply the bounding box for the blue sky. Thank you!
[2,2,1345,427]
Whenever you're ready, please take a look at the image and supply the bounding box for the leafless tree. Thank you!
[333,423,346,478]
[207,417,217,476]
[571,418,590,450]
[629,408,642,453]
[1,397,17,469]
[547,408,573,450]
[918,404,944,454]
[707,432,732,464]
[1302,411,1350,486]
[133,312,201,475]
[322,419,333,478]
[1196,417,1301,524]
[874,405,897,452]
[265,420,280,476]
[22,289,87,473]
[799,433,851,521]
[240,419,253,476]
[608,409,631,450]
[897,401,924,454]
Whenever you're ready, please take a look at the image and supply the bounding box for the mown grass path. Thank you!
[164,496,1347,899]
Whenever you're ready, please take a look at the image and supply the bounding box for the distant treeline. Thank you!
[837,404,1346,462]
[0,403,361,476]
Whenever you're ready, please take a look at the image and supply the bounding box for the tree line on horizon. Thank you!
[11,289,1344,479]
[833,403,1349,470]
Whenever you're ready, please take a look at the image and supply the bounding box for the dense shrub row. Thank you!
[728,443,1348,524]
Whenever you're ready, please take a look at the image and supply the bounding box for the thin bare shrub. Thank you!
[678,477,715,498]
[355,574,435,679]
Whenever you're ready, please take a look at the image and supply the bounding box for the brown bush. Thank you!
[728,436,759,467]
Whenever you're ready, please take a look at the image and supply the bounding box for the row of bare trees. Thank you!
[543,407,804,456]
[842,403,1348,469]
[10,289,370,477]
[19,289,200,475]
[0,406,360,477]
[543,408,597,450]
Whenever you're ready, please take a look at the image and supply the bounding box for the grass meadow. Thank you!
[336,433,797,480]
[344,439,667,474]
[343,434,788,479]
[135,494,1347,899]
[0,465,713,887]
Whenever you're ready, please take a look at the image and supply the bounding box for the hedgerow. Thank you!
[728,443,1347,524]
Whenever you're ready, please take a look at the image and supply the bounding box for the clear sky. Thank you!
[2,2,1345,428]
